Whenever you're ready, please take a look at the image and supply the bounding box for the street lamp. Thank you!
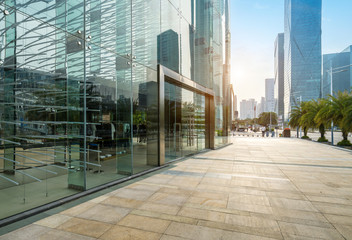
[327,63,352,145]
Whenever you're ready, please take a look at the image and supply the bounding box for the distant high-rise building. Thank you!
[257,97,266,116]
[265,78,275,112]
[322,45,352,97]
[233,94,238,120]
[284,0,322,119]
[157,30,179,73]
[240,99,257,119]
[275,33,285,119]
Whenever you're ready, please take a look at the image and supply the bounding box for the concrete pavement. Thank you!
[1,137,352,239]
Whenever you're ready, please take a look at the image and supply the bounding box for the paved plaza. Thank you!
[1,137,352,239]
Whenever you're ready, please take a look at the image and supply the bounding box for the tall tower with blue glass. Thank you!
[284,0,322,119]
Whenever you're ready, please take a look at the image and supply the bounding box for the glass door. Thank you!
[165,82,182,162]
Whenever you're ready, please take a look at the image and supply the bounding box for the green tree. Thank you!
[328,91,352,145]
[314,99,331,142]
[289,102,306,137]
[300,100,316,138]
[258,112,277,127]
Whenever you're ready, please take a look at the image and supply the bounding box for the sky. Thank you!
[230,0,352,105]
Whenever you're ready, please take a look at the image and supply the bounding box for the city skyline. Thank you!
[231,0,352,105]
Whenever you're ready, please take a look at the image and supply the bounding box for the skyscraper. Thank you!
[284,0,322,119]
[274,33,285,119]
[322,45,352,97]
[265,78,275,112]
[240,99,257,119]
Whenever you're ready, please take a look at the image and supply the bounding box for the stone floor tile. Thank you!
[178,207,226,222]
[191,191,228,200]
[198,220,283,239]
[227,201,273,215]
[0,224,51,240]
[118,214,171,233]
[131,209,198,225]
[77,204,130,224]
[270,208,330,227]
[60,202,97,217]
[165,222,278,240]
[186,196,227,208]
[225,213,280,231]
[334,224,352,240]
[269,197,318,212]
[34,214,72,228]
[37,229,96,240]
[324,214,352,226]
[278,221,345,240]
[138,202,180,215]
[313,202,352,216]
[306,195,352,205]
[148,192,189,206]
[101,196,144,209]
[265,191,306,201]
[112,188,155,201]
[229,193,271,206]
[125,182,162,192]
[88,195,110,204]
[99,225,161,240]
[200,177,231,186]
[57,217,112,238]
[160,234,190,240]
[158,187,194,197]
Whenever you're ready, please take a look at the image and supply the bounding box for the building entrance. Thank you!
[157,65,215,165]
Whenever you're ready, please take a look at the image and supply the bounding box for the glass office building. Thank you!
[284,0,322,118]
[0,0,231,220]
[322,46,352,97]
[274,33,284,120]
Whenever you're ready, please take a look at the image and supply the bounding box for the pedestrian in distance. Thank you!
[261,126,265,137]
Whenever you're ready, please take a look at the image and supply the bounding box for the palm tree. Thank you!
[289,101,306,137]
[300,100,317,138]
[328,91,352,145]
[313,99,331,142]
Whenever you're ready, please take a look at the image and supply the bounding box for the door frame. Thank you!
[157,65,215,166]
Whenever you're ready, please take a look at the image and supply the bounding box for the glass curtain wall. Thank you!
[0,0,229,220]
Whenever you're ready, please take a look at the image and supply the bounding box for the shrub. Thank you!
[337,140,352,146]
[317,137,328,142]
[301,136,310,139]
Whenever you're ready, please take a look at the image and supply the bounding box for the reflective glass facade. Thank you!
[274,33,284,119]
[0,0,231,220]
[284,0,322,118]
[322,46,352,97]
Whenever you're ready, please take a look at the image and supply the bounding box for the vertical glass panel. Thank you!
[160,1,180,73]
[132,0,160,70]
[132,64,158,173]
[168,0,180,9]
[181,88,197,156]
[180,0,193,24]
[195,94,206,151]
[114,1,133,177]
[165,82,182,162]
[0,0,83,219]
[193,0,213,88]
[180,17,192,79]
[83,0,133,188]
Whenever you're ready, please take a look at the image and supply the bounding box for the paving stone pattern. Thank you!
[1,137,352,239]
